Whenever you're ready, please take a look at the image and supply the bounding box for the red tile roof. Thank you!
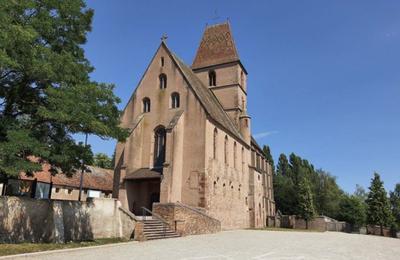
[19,163,113,192]
[192,22,240,69]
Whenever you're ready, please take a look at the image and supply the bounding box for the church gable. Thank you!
[121,41,244,146]
[121,42,206,129]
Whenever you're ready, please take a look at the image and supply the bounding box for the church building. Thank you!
[113,22,275,229]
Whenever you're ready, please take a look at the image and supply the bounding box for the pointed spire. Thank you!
[192,22,240,69]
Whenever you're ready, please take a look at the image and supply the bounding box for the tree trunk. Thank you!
[380,224,384,236]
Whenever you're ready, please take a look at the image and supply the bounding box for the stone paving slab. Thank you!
[3,230,400,260]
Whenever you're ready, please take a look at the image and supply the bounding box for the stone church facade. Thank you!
[113,22,275,229]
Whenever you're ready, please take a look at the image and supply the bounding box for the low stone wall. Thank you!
[295,217,328,231]
[0,196,135,243]
[366,225,393,237]
[153,203,221,236]
[275,215,349,232]
[267,216,281,228]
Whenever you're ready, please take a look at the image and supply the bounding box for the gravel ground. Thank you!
[3,230,400,260]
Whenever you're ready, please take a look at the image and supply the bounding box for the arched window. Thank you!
[154,126,166,168]
[143,97,150,113]
[159,73,167,89]
[161,57,164,67]
[224,135,228,165]
[171,92,180,108]
[213,128,218,159]
[234,142,237,169]
[209,70,216,86]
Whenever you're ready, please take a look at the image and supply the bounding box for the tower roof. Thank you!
[192,22,240,69]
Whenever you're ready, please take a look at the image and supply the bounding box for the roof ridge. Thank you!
[165,48,245,143]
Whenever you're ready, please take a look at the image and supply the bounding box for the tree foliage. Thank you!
[0,0,128,177]
[262,145,275,173]
[354,184,368,202]
[389,183,400,229]
[366,173,393,234]
[93,153,113,169]
[297,176,316,225]
[273,151,344,219]
[269,148,396,231]
[337,194,366,227]
[276,154,290,177]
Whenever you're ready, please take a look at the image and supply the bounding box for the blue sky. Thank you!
[81,0,400,193]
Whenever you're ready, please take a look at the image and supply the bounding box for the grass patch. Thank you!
[250,227,324,232]
[0,238,128,257]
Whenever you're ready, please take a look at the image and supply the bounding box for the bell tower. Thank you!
[192,22,250,143]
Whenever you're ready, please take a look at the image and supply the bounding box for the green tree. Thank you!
[93,153,113,169]
[262,145,275,173]
[289,153,304,185]
[273,173,297,215]
[390,183,400,229]
[297,176,316,228]
[276,154,290,177]
[337,194,366,228]
[313,170,343,218]
[274,153,297,214]
[366,173,393,235]
[0,1,128,177]
[354,184,368,202]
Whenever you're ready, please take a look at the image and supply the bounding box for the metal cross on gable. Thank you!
[212,9,220,22]
[161,33,168,42]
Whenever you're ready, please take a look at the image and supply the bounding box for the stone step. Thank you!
[144,222,164,225]
[144,227,169,232]
[143,221,165,225]
[143,219,161,222]
[146,234,180,240]
[143,230,178,234]
[140,215,180,241]
[144,222,164,226]
[144,225,165,229]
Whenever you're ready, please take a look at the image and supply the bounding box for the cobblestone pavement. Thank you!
[4,230,400,260]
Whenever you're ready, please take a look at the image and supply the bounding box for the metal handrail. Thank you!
[141,207,169,237]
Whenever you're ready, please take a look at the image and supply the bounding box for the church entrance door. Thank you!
[125,178,160,216]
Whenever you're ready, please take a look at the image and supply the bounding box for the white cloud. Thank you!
[253,130,279,139]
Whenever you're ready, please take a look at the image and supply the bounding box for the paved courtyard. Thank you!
[4,230,400,260]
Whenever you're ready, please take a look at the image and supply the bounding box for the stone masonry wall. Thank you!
[0,196,135,243]
[153,203,221,236]
[276,215,349,232]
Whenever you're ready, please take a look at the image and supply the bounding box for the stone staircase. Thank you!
[142,218,180,240]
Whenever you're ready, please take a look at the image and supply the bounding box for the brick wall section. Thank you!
[133,221,145,241]
[153,203,221,236]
